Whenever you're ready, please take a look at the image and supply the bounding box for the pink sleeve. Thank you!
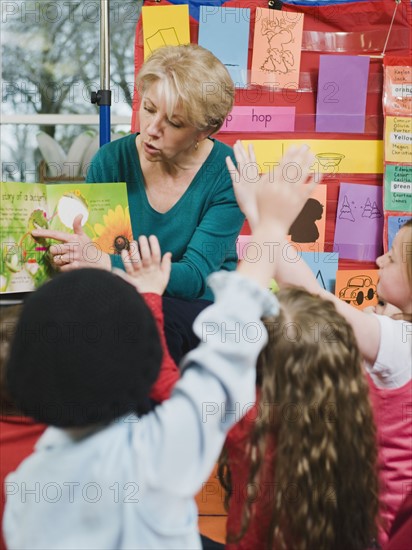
[142,293,180,402]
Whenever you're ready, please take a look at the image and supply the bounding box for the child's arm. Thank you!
[227,141,381,365]
[134,145,319,498]
[115,237,179,402]
[275,247,381,365]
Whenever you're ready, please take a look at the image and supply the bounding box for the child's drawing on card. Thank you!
[287,185,326,252]
[142,5,190,59]
[334,183,384,261]
[289,198,324,243]
[335,269,379,310]
[251,9,304,88]
[260,15,296,75]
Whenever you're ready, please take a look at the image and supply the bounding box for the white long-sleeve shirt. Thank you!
[3,271,278,549]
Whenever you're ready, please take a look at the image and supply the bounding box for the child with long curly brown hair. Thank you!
[226,142,412,546]
[218,287,380,550]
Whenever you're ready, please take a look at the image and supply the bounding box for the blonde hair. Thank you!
[219,288,380,550]
[136,44,234,134]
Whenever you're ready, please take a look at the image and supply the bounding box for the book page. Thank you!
[1,182,131,293]
[0,182,49,293]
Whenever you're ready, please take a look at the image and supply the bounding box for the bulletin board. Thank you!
[132,0,411,279]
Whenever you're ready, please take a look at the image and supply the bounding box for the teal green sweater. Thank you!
[86,134,244,300]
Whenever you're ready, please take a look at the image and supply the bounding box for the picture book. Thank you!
[0,181,132,293]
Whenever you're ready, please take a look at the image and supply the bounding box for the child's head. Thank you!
[1,305,24,416]
[223,287,379,550]
[376,219,412,317]
[5,269,163,427]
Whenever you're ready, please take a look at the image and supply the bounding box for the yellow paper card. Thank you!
[251,9,304,89]
[335,269,379,310]
[142,5,190,59]
[384,116,412,163]
[242,140,384,174]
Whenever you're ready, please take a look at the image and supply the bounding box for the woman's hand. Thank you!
[32,214,111,271]
[115,235,172,295]
[226,141,320,234]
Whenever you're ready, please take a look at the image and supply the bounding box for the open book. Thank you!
[0,181,132,293]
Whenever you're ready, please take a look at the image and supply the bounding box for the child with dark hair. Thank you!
[226,141,412,546]
[0,239,179,549]
[3,141,315,549]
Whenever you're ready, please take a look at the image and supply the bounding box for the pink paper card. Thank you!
[251,9,304,89]
[236,235,252,261]
[220,106,295,133]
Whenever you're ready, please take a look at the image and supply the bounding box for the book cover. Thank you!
[0,182,132,293]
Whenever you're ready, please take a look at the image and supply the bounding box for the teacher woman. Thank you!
[32,44,244,363]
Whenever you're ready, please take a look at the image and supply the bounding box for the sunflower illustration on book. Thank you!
[93,205,133,255]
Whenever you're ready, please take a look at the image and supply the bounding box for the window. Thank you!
[1,1,141,181]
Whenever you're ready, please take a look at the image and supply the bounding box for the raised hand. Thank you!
[31,214,111,271]
[226,141,260,229]
[115,235,172,295]
[254,144,318,234]
[226,141,319,233]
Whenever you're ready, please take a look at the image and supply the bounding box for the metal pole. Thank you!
[91,0,112,146]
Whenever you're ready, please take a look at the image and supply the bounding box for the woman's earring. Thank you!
[194,141,199,151]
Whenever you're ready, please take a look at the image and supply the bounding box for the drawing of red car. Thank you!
[339,275,377,306]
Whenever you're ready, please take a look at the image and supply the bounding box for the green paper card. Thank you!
[384,164,412,212]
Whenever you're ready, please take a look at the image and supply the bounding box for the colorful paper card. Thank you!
[384,164,412,212]
[301,251,339,293]
[335,269,379,310]
[334,183,384,261]
[287,184,327,252]
[237,237,338,292]
[198,7,250,89]
[387,215,412,250]
[316,55,370,134]
[0,182,131,293]
[242,140,383,175]
[251,9,304,89]
[236,234,252,261]
[142,5,190,59]
[384,116,412,163]
[221,106,295,132]
[384,66,412,116]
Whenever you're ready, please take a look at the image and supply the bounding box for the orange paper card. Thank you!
[335,269,379,310]
[286,184,327,252]
[251,8,304,89]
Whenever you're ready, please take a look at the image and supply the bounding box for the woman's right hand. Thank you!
[31,214,111,271]
[115,235,172,295]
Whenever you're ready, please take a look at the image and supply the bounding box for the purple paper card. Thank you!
[333,183,384,261]
[316,55,370,134]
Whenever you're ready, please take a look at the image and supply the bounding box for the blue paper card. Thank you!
[198,6,250,88]
[302,251,339,293]
[388,215,412,250]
